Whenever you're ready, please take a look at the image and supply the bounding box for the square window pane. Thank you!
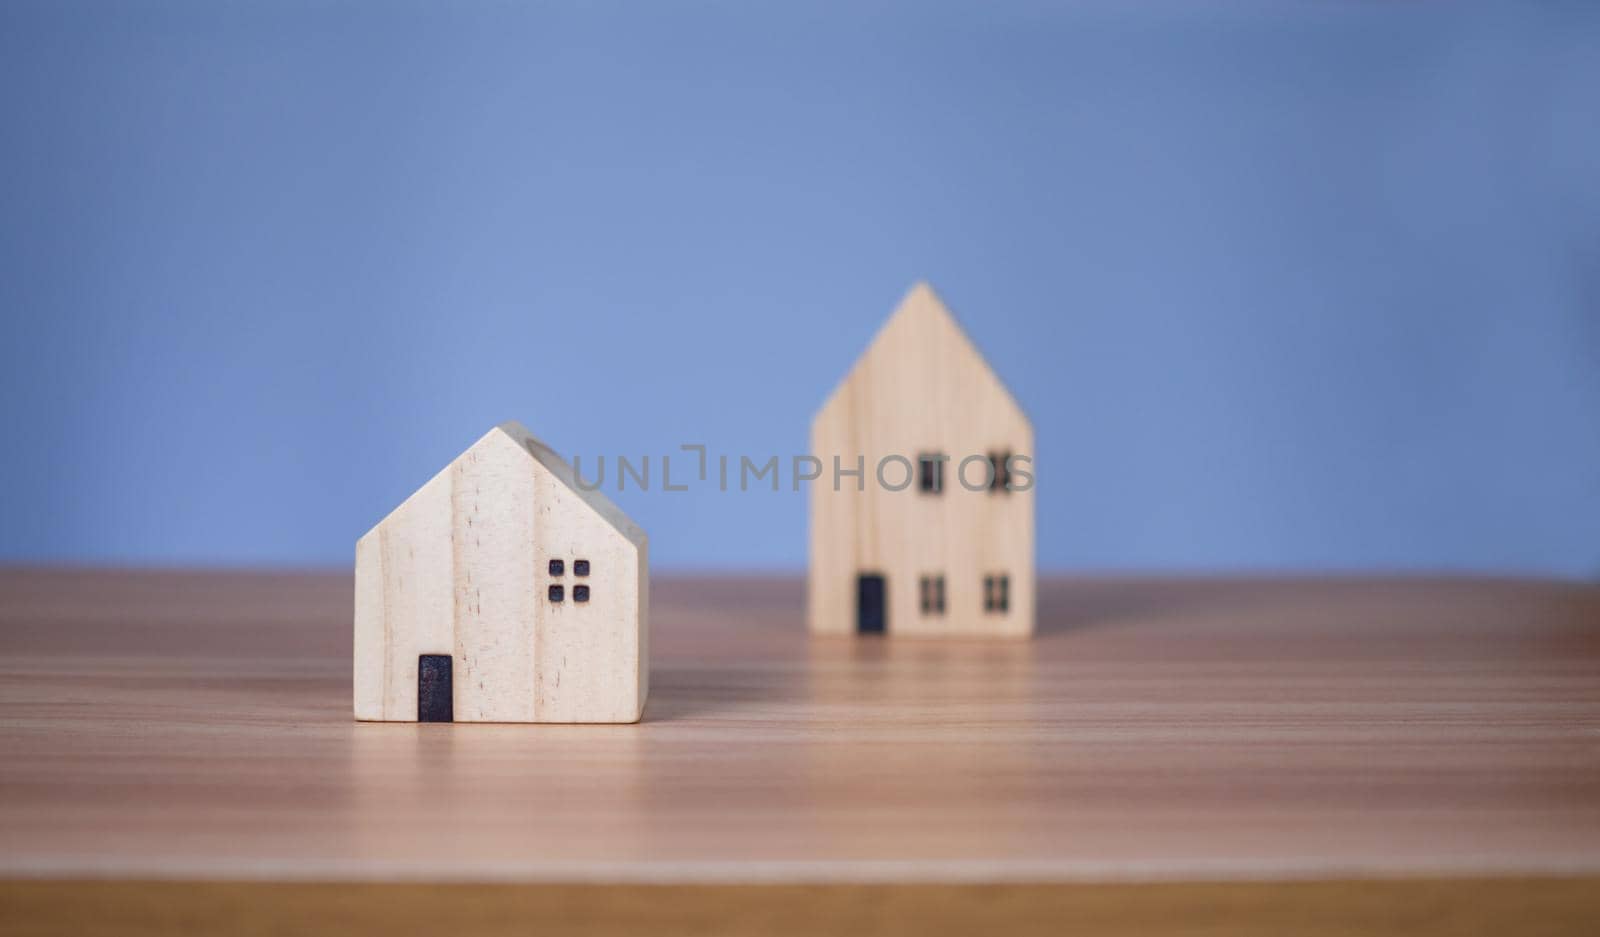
[989,452,1011,492]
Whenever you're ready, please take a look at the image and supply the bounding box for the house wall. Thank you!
[353,470,456,719]
[808,288,1035,637]
[526,438,646,723]
[354,427,645,722]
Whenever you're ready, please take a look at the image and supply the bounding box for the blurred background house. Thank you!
[1,1,1596,576]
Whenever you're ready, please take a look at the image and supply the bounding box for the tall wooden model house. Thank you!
[354,422,648,723]
[809,283,1035,637]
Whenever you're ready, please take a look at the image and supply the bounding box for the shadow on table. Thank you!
[643,664,793,722]
[1036,577,1256,639]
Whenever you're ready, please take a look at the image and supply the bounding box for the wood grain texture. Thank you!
[809,283,1036,637]
[353,422,647,723]
[4,879,1599,937]
[1,569,1598,886]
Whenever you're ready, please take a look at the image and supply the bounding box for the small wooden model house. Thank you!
[809,283,1034,637]
[354,422,648,723]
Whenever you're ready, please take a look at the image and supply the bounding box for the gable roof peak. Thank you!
[888,280,956,332]
[812,281,1030,431]
[487,421,647,549]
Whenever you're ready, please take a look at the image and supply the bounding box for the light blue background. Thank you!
[2,1,1597,575]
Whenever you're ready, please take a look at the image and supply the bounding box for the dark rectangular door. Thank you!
[418,654,454,722]
[857,573,886,635]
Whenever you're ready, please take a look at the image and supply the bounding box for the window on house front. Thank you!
[988,451,1011,493]
[919,574,946,615]
[548,558,591,602]
[918,453,944,494]
[983,574,1010,613]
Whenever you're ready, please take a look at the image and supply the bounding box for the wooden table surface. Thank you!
[2,568,1598,934]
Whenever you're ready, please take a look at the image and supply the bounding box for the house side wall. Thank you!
[635,538,650,719]
[528,444,644,723]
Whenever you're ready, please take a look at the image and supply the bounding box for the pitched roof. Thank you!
[492,420,647,548]
[359,422,646,549]
[814,281,1028,427]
